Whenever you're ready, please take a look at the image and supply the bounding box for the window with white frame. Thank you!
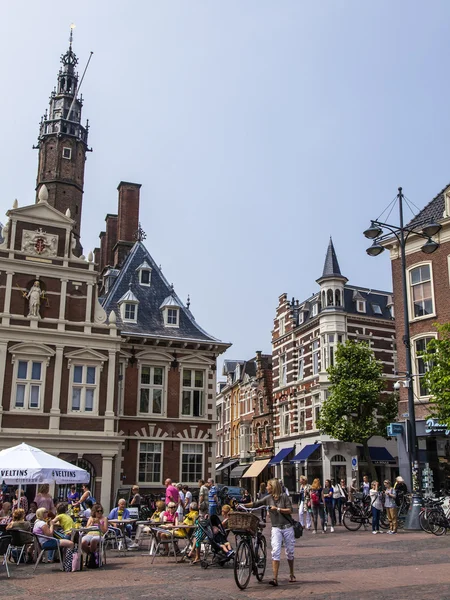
[279,354,287,387]
[280,403,290,436]
[217,405,223,428]
[138,442,162,483]
[167,308,178,325]
[14,360,43,410]
[313,394,321,428]
[123,302,137,322]
[181,443,203,482]
[298,312,304,325]
[139,365,164,414]
[225,396,230,424]
[140,269,151,286]
[298,346,304,380]
[258,427,263,447]
[312,340,320,375]
[357,300,366,313]
[279,317,286,336]
[62,147,72,159]
[410,264,434,318]
[259,396,264,414]
[312,303,318,317]
[414,336,435,397]
[70,365,98,412]
[182,369,205,417]
[298,398,306,432]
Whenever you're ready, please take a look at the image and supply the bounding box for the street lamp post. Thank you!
[364,187,441,530]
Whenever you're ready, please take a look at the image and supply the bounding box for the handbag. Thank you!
[63,548,74,572]
[72,546,82,572]
[286,515,303,538]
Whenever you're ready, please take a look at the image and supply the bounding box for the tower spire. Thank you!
[34,30,91,256]
[321,237,342,278]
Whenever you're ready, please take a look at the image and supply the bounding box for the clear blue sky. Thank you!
[2,1,450,370]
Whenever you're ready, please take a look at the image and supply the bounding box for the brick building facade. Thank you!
[0,37,229,510]
[270,239,398,491]
[385,184,450,491]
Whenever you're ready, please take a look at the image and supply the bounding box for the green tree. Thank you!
[421,322,450,425]
[317,339,398,481]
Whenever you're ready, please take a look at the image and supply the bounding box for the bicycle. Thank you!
[342,495,372,531]
[229,507,267,590]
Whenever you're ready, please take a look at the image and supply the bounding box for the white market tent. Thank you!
[0,442,90,485]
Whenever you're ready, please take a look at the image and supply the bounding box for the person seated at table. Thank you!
[26,502,38,523]
[0,501,12,525]
[72,483,93,509]
[108,498,132,538]
[7,508,33,562]
[158,502,179,555]
[34,484,55,514]
[7,508,31,532]
[128,500,166,549]
[81,503,108,558]
[52,502,75,538]
[33,507,73,561]
[67,485,80,505]
[83,499,93,520]
[12,489,28,513]
[174,501,199,539]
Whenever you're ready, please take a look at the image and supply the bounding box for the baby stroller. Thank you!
[198,515,234,569]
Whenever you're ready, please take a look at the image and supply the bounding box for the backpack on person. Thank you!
[310,490,320,506]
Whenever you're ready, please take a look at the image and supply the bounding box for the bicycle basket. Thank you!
[228,512,259,535]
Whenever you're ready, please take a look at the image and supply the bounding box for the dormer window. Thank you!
[160,292,182,328]
[167,308,178,326]
[136,260,152,287]
[298,312,304,325]
[118,287,139,323]
[357,300,366,313]
[312,303,318,317]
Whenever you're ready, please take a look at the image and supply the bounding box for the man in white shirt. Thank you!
[183,485,192,511]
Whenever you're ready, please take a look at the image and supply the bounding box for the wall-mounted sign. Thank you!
[387,423,404,436]
[425,418,450,436]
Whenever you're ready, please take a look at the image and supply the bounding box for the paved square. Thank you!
[3,526,450,599]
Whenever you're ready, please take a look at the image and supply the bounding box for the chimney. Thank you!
[105,213,118,268]
[93,247,101,267]
[99,231,106,273]
[113,181,141,267]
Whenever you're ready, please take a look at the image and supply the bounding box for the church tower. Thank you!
[35,29,90,254]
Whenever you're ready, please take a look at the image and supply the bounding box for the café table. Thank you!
[108,518,137,550]
[149,523,197,563]
[71,526,105,568]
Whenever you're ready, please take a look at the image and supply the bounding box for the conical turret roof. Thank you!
[316,238,347,283]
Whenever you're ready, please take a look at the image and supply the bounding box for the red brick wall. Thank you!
[167,368,180,419]
[117,182,140,243]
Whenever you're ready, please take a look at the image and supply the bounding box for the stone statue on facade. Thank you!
[24,280,44,318]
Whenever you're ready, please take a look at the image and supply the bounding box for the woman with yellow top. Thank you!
[174,502,199,538]
[52,503,75,538]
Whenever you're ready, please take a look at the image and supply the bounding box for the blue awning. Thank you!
[291,444,321,463]
[268,447,294,466]
[369,447,396,464]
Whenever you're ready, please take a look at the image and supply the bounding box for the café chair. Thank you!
[0,535,12,577]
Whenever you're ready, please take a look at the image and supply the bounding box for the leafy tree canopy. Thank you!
[318,339,397,457]
[421,323,450,425]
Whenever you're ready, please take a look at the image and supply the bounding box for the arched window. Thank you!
[322,291,326,307]
[327,289,334,306]
[330,454,346,463]
[335,289,341,306]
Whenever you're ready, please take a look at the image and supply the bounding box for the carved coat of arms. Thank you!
[22,228,58,257]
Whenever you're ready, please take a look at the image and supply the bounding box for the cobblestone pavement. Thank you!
[3,526,450,600]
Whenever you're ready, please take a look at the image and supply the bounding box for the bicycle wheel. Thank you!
[343,507,362,531]
[234,539,252,590]
[254,534,266,582]
[419,510,435,534]
[428,510,446,536]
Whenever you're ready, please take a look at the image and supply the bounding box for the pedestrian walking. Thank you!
[333,479,347,525]
[207,478,219,516]
[384,479,397,534]
[298,476,312,530]
[198,479,209,507]
[257,482,269,523]
[361,475,370,496]
[369,481,383,534]
[323,479,335,532]
[310,478,326,534]
[177,483,185,521]
[244,478,296,586]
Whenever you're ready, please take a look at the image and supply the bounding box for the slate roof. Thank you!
[101,241,224,343]
[406,185,447,229]
[319,238,345,280]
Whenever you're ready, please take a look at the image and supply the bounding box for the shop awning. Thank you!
[369,447,396,465]
[229,464,249,479]
[242,459,271,478]
[215,462,222,470]
[216,459,239,473]
[291,444,321,463]
[268,447,294,466]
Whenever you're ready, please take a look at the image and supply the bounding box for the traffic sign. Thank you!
[351,456,358,471]
[387,423,404,437]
